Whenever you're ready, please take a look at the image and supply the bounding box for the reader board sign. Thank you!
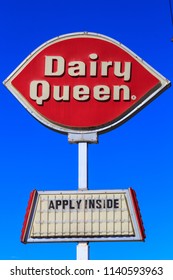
[21,189,145,243]
[3,32,170,134]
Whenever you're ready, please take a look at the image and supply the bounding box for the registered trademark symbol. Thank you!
[131,95,137,100]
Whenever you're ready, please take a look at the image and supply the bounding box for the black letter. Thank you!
[114,199,119,208]
[107,199,113,208]
[96,199,102,209]
[48,200,55,210]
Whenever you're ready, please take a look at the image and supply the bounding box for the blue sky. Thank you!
[0,0,173,260]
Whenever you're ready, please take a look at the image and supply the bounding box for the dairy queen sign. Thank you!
[3,32,170,134]
[3,32,171,259]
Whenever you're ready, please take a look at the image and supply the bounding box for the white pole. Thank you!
[78,142,88,190]
[77,142,89,260]
[77,242,89,260]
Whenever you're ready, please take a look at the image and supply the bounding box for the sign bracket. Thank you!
[68,132,98,143]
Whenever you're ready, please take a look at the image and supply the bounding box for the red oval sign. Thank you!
[4,32,170,134]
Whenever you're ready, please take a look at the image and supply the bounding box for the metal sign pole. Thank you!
[78,142,88,190]
[68,133,97,259]
[77,142,89,260]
